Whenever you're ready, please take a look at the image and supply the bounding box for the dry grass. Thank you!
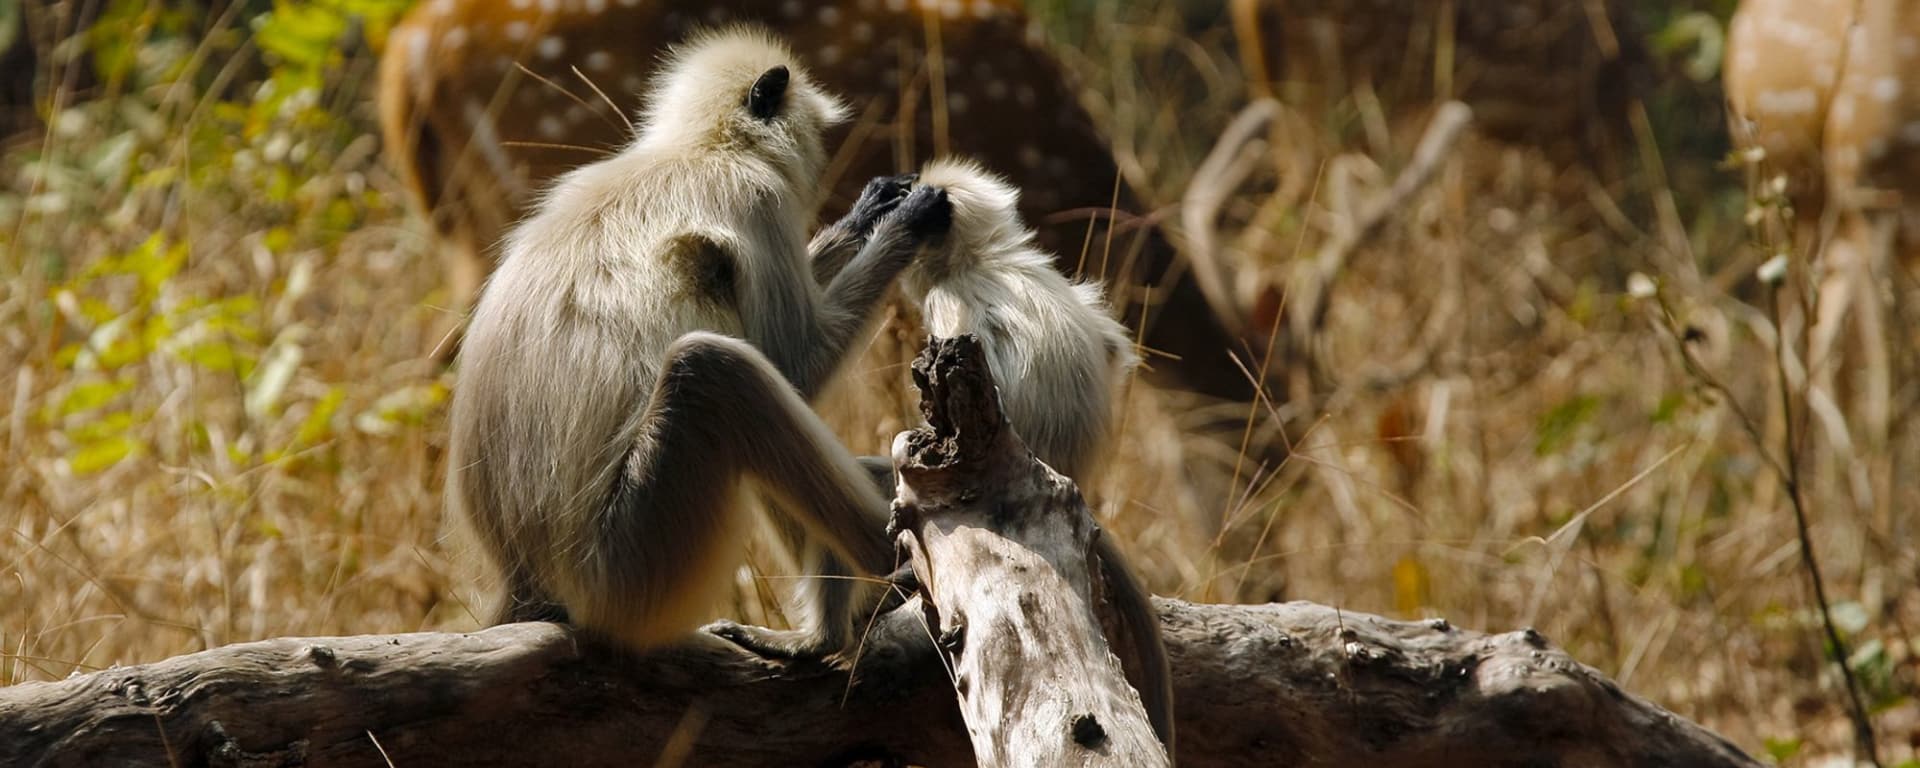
[3,2,1916,764]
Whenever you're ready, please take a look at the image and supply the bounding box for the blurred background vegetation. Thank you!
[1,0,1914,764]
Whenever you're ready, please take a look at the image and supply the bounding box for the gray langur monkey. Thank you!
[446,27,951,659]
[898,157,1175,754]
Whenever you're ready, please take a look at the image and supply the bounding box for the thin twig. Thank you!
[570,65,632,132]
[1767,276,1881,766]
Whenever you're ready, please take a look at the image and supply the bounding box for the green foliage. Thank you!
[11,0,415,477]
[1762,736,1803,763]
[1535,395,1601,457]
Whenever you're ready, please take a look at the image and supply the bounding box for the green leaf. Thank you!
[55,378,132,418]
[67,410,136,444]
[68,434,143,474]
[296,387,345,445]
[1650,392,1684,424]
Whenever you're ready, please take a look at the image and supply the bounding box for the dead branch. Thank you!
[0,599,1762,767]
[1180,98,1282,338]
[889,335,1167,766]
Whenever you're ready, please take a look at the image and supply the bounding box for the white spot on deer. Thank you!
[1833,94,1856,126]
[852,21,872,43]
[510,0,530,8]
[820,45,842,65]
[584,0,605,12]
[1902,121,1920,144]
[566,104,590,125]
[986,79,1009,101]
[1901,37,1919,59]
[1015,84,1035,107]
[539,36,565,60]
[443,26,469,50]
[971,0,994,19]
[504,21,529,41]
[886,0,907,13]
[781,0,803,19]
[946,92,969,115]
[619,0,639,6]
[1815,63,1837,88]
[818,6,841,26]
[706,6,728,23]
[539,0,559,12]
[1866,136,1889,159]
[1020,145,1043,169]
[539,115,565,139]
[1873,77,1901,103]
[430,0,454,15]
[402,28,429,77]
[1756,87,1819,116]
[585,50,613,71]
[623,75,645,94]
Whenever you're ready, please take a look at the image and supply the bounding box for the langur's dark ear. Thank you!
[746,65,789,122]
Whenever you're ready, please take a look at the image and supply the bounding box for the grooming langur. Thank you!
[446,28,950,658]
[899,158,1174,752]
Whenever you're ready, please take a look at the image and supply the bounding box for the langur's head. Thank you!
[915,157,1032,268]
[638,26,849,188]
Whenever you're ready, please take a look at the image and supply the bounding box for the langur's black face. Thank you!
[746,66,789,122]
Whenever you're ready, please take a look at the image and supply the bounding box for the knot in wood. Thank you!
[938,621,967,654]
[115,679,151,705]
[1521,627,1548,647]
[1069,713,1108,749]
[1427,617,1452,632]
[304,644,338,668]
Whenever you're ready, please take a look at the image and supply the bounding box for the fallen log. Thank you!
[0,598,1760,767]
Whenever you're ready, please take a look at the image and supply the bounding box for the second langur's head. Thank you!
[637,26,850,183]
[913,157,1033,268]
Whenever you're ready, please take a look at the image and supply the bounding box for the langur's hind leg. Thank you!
[616,332,897,659]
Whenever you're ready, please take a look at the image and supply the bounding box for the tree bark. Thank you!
[0,601,1761,767]
[888,334,1167,766]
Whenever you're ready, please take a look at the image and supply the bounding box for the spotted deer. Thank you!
[376,0,1254,401]
[1725,0,1914,452]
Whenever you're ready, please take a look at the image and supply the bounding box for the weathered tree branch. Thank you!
[0,598,1760,767]
[888,335,1166,766]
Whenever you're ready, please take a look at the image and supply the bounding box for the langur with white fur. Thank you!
[446,27,950,659]
[899,157,1174,753]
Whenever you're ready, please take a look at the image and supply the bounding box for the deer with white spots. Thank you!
[376,0,1256,401]
[1725,0,1917,454]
